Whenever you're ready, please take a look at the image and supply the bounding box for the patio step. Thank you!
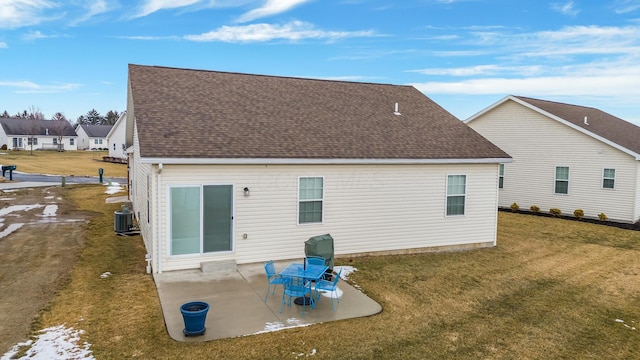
[200,260,237,273]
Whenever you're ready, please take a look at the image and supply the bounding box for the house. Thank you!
[104,112,129,163]
[0,117,78,151]
[466,95,640,223]
[75,124,112,150]
[125,64,511,273]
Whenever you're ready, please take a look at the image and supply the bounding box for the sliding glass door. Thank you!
[170,185,233,256]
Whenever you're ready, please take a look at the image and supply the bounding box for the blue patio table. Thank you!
[279,262,329,306]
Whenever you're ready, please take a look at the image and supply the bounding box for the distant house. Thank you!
[0,117,77,151]
[105,112,128,162]
[75,124,112,150]
[124,64,510,273]
[466,95,640,223]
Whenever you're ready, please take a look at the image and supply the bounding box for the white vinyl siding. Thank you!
[602,168,615,189]
[555,166,569,194]
[143,163,499,272]
[468,99,639,222]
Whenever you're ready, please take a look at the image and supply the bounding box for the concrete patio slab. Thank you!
[153,260,382,342]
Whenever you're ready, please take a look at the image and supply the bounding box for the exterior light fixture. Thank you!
[243,187,250,197]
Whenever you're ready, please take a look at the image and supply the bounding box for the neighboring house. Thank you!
[466,95,640,223]
[75,124,112,150]
[0,117,78,151]
[125,64,511,273]
[105,112,128,163]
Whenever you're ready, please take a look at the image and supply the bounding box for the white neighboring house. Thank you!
[466,95,640,223]
[124,64,511,274]
[75,124,112,150]
[105,112,128,163]
[0,117,78,151]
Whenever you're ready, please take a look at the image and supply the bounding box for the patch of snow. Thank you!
[40,205,58,217]
[0,197,15,201]
[253,318,312,335]
[105,182,124,195]
[335,265,357,281]
[1,325,94,360]
[100,272,112,279]
[0,223,23,238]
[615,318,637,330]
[0,204,44,217]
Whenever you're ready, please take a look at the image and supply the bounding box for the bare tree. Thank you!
[27,106,44,120]
[49,118,71,152]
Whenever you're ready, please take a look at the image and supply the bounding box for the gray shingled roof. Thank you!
[0,117,76,137]
[128,64,510,161]
[515,96,640,155]
[79,124,112,138]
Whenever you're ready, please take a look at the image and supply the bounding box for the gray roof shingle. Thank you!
[79,124,112,138]
[0,117,76,137]
[129,64,510,161]
[515,96,640,155]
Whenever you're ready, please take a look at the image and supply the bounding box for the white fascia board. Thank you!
[464,95,513,123]
[138,157,514,165]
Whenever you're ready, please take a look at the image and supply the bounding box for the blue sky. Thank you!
[1,0,639,124]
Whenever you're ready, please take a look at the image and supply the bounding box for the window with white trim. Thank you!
[602,168,615,189]
[498,164,505,189]
[298,177,323,224]
[555,166,569,194]
[446,175,466,216]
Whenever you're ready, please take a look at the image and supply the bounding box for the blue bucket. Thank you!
[180,301,209,336]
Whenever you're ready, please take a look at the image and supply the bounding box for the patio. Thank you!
[153,260,382,342]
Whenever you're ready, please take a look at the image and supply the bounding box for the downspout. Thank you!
[157,163,163,274]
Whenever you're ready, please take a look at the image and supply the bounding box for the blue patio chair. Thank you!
[305,256,326,267]
[263,260,287,302]
[280,269,314,317]
[314,268,342,311]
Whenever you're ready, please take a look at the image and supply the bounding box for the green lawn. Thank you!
[31,186,640,359]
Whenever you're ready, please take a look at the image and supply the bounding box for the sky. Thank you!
[1,0,639,125]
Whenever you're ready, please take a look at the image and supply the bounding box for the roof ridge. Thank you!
[130,63,410,89]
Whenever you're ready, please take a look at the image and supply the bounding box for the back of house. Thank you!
[125,64,511,273]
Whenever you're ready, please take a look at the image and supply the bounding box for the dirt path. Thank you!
[0,186,90,354]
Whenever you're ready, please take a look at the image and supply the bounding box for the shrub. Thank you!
[549,208,562,217]
[573,209,584,220]
[598,213,608,221]
[510,202,519,212]
[0,144,6,150]
[530,205,540,213]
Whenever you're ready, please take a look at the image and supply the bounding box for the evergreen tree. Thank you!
[105,110,120,125]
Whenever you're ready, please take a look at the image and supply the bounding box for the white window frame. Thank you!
[554,166,569,195]
[167,184,235,257]
[602,168,615,189]
[297,176,324,225]
[446,174,467,217]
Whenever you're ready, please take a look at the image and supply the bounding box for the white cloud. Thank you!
[409,65,544,77]
[133,0,202,18]
[0,42,7,48]
[70,0,113,25]
[236,0,310,23]
[613,0,640,14]
[550,1,579,16]
[0,0,60,29]
[184,21,376,42]
[23,30,61,40]
[0,80,82,94]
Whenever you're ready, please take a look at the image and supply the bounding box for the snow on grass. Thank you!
[104,182,124,195]
[615,318,637,330]
[0,223,24,238]
[40,205,58,217]
[1,325,94,360]
[0,204,44,217]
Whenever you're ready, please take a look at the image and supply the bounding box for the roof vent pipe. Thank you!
[584,116,589,125]
[393,102,401,116]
